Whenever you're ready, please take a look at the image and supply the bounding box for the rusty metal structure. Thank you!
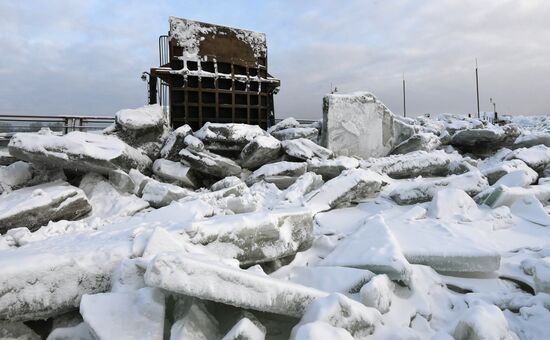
[147,17,280,130]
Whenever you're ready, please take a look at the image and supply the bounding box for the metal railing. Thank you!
[274,118,320,125]
[0,114,114,144]
[158,35,170,108]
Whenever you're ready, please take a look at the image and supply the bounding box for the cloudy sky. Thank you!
[1,0,549,119]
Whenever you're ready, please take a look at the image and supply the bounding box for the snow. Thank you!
[507,144,550,171]
[359,274,394,314]
[79,173,149,221]
[9,130,152,174]
[452,303,516,340]
[320,215,412,282]
[115,104,164,131]
[169,16,266,58]
[6,112,550,338]
[291,293,382,339]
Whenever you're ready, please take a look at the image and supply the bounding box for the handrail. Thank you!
[0,114,114,121]
[0,114,115,141]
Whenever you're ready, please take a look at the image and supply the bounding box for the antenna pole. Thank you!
[402,73,407,118]
[475,58,480,118]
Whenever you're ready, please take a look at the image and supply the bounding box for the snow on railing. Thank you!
[0,114,114,142]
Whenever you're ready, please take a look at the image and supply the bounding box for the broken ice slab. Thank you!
[115,104,166,132]
[141,179,193,208]
[0,146,17,166]
[0,161,33,194]
[493,168,538,188]
[477,182,550,208]
[108,169,136,193]
[319,215,412,282]
[290,293,382,339]
[272,266,375,294]
[110,258,147,293]
[179,148,242,178]
[222,317,266,340]
[391,132,441,155]
[80,173,149,220]
[306,156,359,180]
[152,158,196,188]
[321,91,414,159]
[533,257,550,294]
[388,215,501,273]
[171,299,221,340]
[210,176,245,191]
[112,104,171,159]
[245,161,307,188]
[144,252,328,318]
[389,169,489,205]
[452,303,515,340]
[80,287,165,340]
[268,117,302,134]
[514,131,550,148]
[194,122,269,149]
[0,180,91,234]
[479,159,537,185]
[0,321,40,340]
[426,188,480,221]
[0,192,214,321]
[239,135,282,169]
[511,194,550,226]
[281,138,333,161]
[291,321,354,340]
[359,274,394,314]
[307,168,385,213]
[284,172,324,204]
[272,127,319,141]
[187,207,313,265]
[450,127,507,147]
[0,229,132,321]
[46,323,94,340]
[361,150,468,179]
[8,130,152,175]
[160,124,193,160]
[506,144,550,172]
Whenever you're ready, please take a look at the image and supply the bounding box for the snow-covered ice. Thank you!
[3,108,550,338]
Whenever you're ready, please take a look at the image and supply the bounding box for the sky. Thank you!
[1,0,549,119]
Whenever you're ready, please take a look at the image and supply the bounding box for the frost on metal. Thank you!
[169,16,267,60]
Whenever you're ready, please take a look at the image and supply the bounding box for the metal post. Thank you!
[149,75,158,105]
[475,59,480,119]
[402,73,407,118]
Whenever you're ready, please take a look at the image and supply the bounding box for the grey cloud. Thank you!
[1,0,549,119]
